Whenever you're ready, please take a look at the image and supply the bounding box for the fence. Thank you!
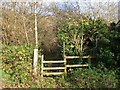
[40,55,94,78]
[41,55,66,79]
[40,42,94,78]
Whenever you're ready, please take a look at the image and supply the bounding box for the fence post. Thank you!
[64,56,67,76]
[63,42,67,76]
[33,49,38,76]
[41,55,44,81]
[88,56,91,69]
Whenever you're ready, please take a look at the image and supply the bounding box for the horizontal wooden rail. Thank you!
[38,56,42,58]
[65,56,94,59]
[43,67,65,70]
[43,61,65,63]
[66,64,89,68]
[43,72,64,75]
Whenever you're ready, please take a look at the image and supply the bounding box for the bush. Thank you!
[1,45,39,87]
[56,17,119,71]
[34,67,119,88]
[56,18,108,56]
[96,48,116,69]
[95,22,120,69]
[67,68,119,88]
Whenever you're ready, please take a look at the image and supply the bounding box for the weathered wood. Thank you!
[63,42,67,77]
[43,61,65,63]
[88,58,91,69]
[66,64,89,68]
[81,35,83,52]
[38,56,42,58]
[64,56,67,76]
[43,67,65,70]
[63,42,65,57]
[33,49,38,76]
[41,55,44,79]
[43,72,64,75]
[66,56,94,59]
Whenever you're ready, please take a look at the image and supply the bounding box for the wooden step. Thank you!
[43,67,65,70]
[66,64,89,68]
[43,72,64,76]
[43,60,65,63]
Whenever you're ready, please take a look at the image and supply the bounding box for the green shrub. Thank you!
[56,16,119,70]
[96,48,116,69]
[34,67,119,88]
[56,18,108,56]
[1,45,38,87]
[67,68,118,88]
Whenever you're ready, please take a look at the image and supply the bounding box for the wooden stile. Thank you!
[40,42,95,79]
[41,53,65,77]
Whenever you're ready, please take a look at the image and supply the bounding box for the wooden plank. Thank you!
[43,67,65,70]
[63,42,65,57]
[38,56,42,58]
[66,56,94,59]
[64,55,67,75]
[88,58,91,69]
[63,42,67,76]
[43,61,65,63]
[66,56,79,59]
[66,64,88,68]
[43,72,64,75]
[41,55,44,80]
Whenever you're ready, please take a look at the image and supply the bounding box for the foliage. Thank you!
[36,68,119,88]
[1,2,119,88]
[56,18,108,56]
[96,21,120,69]
[96,48,116,69]
[66,68,119,88]
[1,45,38,87]
[109,26,120,69]
[57,20,83,55]
[56,17,120,70]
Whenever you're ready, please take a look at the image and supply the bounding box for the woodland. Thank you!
[0,1,120,88]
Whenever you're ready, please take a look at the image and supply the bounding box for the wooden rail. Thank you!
[66,64,88,68]
[65,55,94,59]
[43,72,64,76]
[65,55,94,69]
[43,67,65,70]
[41,54,94,78]
[65,56,93,69]
[41,55,65,78]
[40,42,95,78]
[43,61,65,63]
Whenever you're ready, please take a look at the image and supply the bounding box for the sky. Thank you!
[1,0,119,17]
[0,0,119,3]
[0,0,119,22]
